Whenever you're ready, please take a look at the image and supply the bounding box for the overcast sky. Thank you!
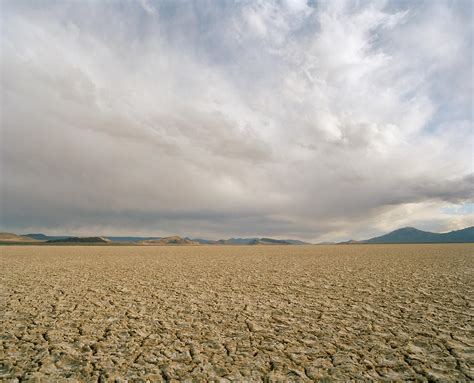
[1,0,473,241]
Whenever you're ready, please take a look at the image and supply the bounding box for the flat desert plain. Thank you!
[1,245,473,382]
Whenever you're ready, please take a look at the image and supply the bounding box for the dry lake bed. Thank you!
[1,244,473,381]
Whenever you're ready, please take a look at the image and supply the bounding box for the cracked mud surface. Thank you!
[1,244,473,381]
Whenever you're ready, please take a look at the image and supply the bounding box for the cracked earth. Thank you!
[1,244,473,381]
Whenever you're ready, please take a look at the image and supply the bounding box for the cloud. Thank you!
[1,0,472,241]
[138,0,158,16]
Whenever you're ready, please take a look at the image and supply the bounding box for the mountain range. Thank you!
[0,226,472,244]
[22,234,310,245]
[0,233,39,242]
[338,226,474,244]
[46,236,111,244]
[364,226,474,243]
[141,236,200,245]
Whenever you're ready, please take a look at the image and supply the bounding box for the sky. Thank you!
[0,0,473,242]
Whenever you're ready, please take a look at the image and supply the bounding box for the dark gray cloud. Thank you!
[1,0,472,241]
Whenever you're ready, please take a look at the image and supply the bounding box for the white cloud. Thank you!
[1,0,472,240]
[138,0,158,16]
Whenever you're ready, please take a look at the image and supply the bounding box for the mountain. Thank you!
[25,234,162,242]
[362,226,474,244]
[12,233,310,245]
[192,238,218,244]
[248,238,291,245]
[219,237,259,245]
[25,233,69,241]
[285,239,310,245]
[47,237,111,244]
[106,236,162,242]
[213,237,309,245]
[0,232,39,242]
[439,226,474,242]
[140,236,200,245]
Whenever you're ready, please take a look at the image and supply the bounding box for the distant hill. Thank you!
[214,237,309,245]
[0,232,39,242]
[219,238,259,245]
[248,238,291,245]
[106,236,162,242]
[26,234,163,242]
[192,238,218,244]
[141,236,200,245]
[13,228,474,245]
[284,239,309,245]
[361,226,474,244]
[47,237,111,244]
[25,233,69,241]
[11,232,310,245]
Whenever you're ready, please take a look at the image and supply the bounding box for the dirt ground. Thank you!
[1,244,473,381]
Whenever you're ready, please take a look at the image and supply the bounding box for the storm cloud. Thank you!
[1,0,472,241]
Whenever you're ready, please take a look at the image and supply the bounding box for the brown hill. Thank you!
[0,232,39,242]
[141,236,200,245]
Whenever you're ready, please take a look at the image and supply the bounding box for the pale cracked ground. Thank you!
[1,245,473,382]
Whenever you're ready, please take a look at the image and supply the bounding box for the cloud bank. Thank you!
[1,0,472,241]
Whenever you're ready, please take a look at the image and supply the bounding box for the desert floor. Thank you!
[1,245,473,381]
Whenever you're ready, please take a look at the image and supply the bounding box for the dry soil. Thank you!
[1,244,473,381]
